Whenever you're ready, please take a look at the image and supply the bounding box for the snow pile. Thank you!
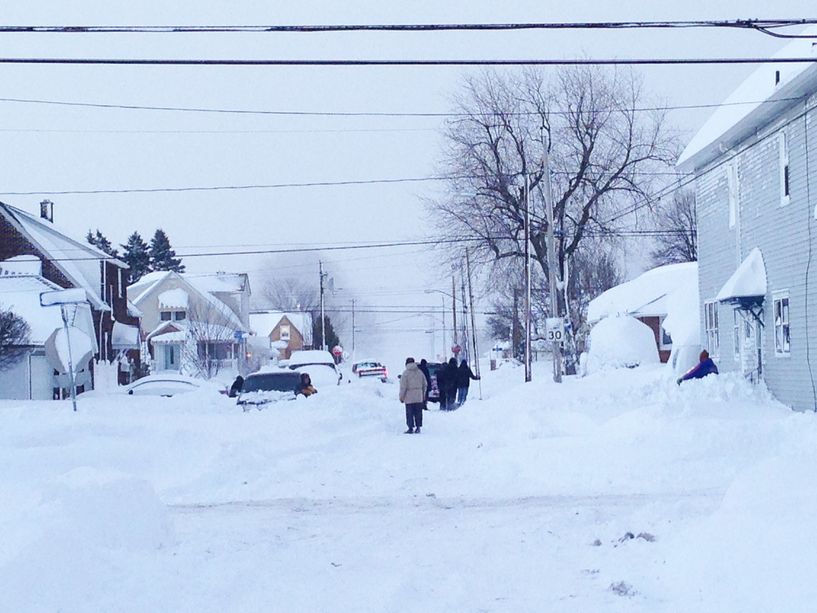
[0,467,173,611]
[586,315,659,373]
[663,275,702,376]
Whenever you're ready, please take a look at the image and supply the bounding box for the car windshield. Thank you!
[242,373,300,393]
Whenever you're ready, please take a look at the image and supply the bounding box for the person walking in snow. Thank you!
[399,357,427,433]
[455,359,480,406]
[677,350,719,385]
[418,358,431,410]
[441,357,459,410]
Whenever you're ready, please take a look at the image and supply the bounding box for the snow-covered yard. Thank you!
[2,363,816,612]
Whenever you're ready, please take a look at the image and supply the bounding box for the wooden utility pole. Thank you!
[319,261,327,351]
[466,249,482,399]
[542,147,563,383]
[451,275,458,356]
[524,173,532,383]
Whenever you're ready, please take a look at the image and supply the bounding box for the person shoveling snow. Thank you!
[677,350,719,385]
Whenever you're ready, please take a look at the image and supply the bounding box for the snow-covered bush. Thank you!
[586,315,659,373]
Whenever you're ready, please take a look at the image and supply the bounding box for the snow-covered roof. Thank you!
[250,311,313,345]
[112,321,140,349]
[588,262,698,323]
[678,26,817,171]
[127,271,174,304]
[0,274,97,348]
[0,203,123,311]
[185,272,249,294]
[0,255,42,276]
[158,288,189,309]
[128,270,245,331]
[288,349,335,366]
[716,248,767,302]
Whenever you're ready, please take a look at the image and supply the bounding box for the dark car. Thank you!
[237,371,302,408]
[425,362,443,403]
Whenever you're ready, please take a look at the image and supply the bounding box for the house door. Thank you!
[163,344,180,371]
[739,313,762,382]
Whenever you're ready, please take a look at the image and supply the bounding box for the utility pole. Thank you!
[441,296,446,362]
[524,172,532,383]
[512,288,520,360]
[351,299,356,361]
[542,145,563,383]
[460,265,468,363]
[451,275,458,357]
[466,249,483,399]
[319,261,327,351]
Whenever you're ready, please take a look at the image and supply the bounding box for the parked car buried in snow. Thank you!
[125,374,208,397]
[236,371,302,408]
[351,360,388,382]
[285,349,343,386]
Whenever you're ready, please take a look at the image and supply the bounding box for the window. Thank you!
[733,309,741,360]
[160,311,172,321]
[779,131,790,206]
[173,311,186,321]
[773,293,790,355]
[727,162,739,228]
[280,324,291,341]
[704,300,720,357]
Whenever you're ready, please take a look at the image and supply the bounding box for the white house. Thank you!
[0,257,97,399]
[127,271,251,376]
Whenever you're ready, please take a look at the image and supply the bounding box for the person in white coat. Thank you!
[399,357,428,434]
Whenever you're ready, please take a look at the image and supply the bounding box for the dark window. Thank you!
[160,311,171,321]
[242,373,301,393]
[784,165,790,197]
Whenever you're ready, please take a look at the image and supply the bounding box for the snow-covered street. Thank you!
[3,363,816,612]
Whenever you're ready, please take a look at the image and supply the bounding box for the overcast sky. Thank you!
[1,1,814,361]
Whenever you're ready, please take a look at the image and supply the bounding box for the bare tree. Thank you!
[183,301,240,378]
[0,307,31,372]
[434,66,675,301]
[650,190,697,266]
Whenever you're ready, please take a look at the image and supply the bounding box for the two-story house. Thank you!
[677,31,817,410]
[0,201,141,370]
[128,270,251,376]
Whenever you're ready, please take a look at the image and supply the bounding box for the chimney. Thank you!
[39,199,54,222]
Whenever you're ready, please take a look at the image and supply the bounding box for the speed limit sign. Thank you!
[545,317,565,342]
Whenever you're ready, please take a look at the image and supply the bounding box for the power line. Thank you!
[0,19,814,35]
[0,175,465,196]
[0,94,807,119]
[2,56,817,66]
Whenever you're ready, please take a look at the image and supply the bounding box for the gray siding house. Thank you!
[678,36,817,411]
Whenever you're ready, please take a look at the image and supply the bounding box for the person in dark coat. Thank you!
[228,375,244,398]
[455,360,480,406]
[418,359,431,410]
[441,357,458,410]
[677,350,719,385]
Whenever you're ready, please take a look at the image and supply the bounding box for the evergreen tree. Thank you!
[312,315,340,351]
[121,231,152,283]
[149,229,185,273]
[86,229,119,258]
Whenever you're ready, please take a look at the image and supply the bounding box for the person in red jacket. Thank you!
[677,350,719,385]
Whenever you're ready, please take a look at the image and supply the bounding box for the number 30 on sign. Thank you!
[545,317,565,342]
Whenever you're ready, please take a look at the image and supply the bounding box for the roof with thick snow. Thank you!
[588,262,698,323]
[0,203,125,311]
[716,248,767,302]
[677,26,817,171]
[0,274,97,347]
[128,270,245,331]
[184,272,249,295]
[250,311,313,345]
